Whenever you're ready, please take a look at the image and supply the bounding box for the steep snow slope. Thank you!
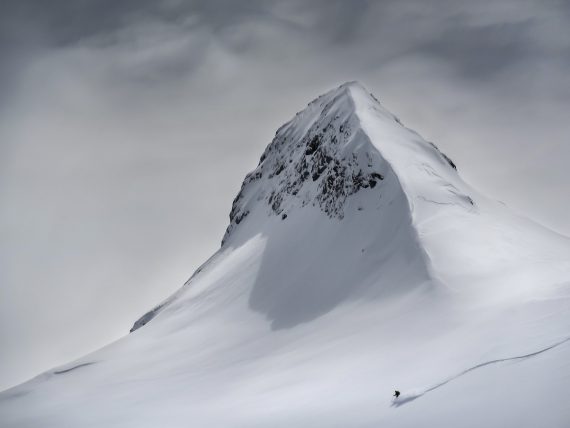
[1,82,570,428]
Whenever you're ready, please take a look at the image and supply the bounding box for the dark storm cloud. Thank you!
[1,0,175,46]
[1,0,570,391]
[3,0,564,84]
[307,0,374,43]
[0,0,273,49]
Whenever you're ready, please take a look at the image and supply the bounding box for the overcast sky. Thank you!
[1,0,569,391]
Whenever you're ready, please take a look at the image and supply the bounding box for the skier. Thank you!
[393,390,400,398]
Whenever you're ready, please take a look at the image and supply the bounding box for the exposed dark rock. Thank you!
[222,94,388,244]
[54,362,95,375]
[234,210,249,225]
[130,303,167,332]
[428,142,457,170]
[305,135,321,155]
[442,153,457,170]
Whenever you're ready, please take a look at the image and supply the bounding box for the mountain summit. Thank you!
[2,82,570,428]
[223,81,470,245]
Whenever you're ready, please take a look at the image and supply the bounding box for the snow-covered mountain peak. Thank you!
[2,83,570,428]
[222,81,468,245]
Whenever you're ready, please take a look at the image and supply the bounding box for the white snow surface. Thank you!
[2,82,570,427]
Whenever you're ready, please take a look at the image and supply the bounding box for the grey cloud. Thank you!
[420,20,534,79]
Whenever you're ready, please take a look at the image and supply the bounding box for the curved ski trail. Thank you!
[392,336,570,407]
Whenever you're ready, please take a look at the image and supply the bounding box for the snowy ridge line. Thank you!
[392,336,570,407]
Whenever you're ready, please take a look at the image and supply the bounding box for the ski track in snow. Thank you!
[391,336,570,407]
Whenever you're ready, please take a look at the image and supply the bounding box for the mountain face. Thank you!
[222,81,469,244]
[2,82,570,428]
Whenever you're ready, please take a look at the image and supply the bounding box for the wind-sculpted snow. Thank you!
[2,82,570,428]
